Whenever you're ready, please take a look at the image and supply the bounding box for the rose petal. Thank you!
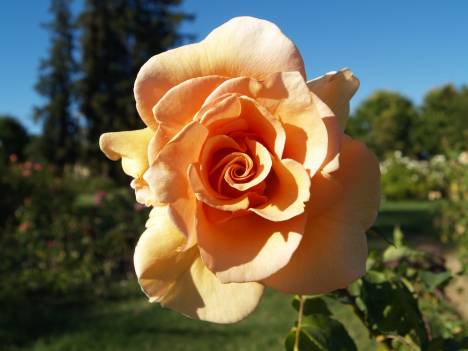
[262,137,380,294]
[275,73,341,176]
[203,72,341,175]
[154,75,228,135]
[249,158,310,221]
[144,121,208,204]
[131,178,153,206]
[197,204,306,283]
[307,69,359,130]
[197,94,242,126]
[144,121,209,245]
[135,206,263,324]
[99,128,154,178]
[199,95,286,158]
[188,163,251,211]
[227,139,272,191]
[134,16,304,128]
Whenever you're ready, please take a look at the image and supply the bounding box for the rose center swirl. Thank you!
[209,151,256,193]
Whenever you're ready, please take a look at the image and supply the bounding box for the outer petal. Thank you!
[275,73,341,176]
[135,206,264,323]
[134,17,305,127]
[263,137,380,294]
[307,69,359,130]
[197,205,306,283]
[99,128,154,178]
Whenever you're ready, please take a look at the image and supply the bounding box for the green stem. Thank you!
[293,295,304,351]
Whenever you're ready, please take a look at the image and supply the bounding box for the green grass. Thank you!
[372,200,438,240]
[4,283,377,351]
[4,284,297,351]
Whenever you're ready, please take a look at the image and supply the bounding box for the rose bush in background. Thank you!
[380,151,448,201]
[0,159,148,301]
[100,16,380,323]
[436,152,468,267]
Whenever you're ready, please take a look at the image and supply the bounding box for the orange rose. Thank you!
[99,17,380,323]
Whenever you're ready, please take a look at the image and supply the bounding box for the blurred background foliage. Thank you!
[0,0,467,350]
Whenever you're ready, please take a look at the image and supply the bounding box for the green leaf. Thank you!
[292,296,331,316]
[285,315,357,351]
[393,225,404,246]
[382,245,413,262]
[347,280,362,297]
[418,271,452,292]
[359,274,429,348]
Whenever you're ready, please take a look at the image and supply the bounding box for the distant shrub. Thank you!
[0,158,148,301]
[380,151,447,200]
[435,152,468,267]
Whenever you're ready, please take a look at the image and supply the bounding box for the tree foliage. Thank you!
[348,86,468,159]
[347,91,418,158]
[412,85,468,156]
[34,0,79,169]
[77,0,192,170]
[0,116,29,161]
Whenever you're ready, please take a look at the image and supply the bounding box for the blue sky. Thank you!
[1,0,467,133]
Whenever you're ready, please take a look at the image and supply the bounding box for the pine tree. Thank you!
[34,0,79,169]
[77,0,192,172]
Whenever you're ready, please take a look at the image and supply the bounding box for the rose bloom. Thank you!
[100,17,380,323]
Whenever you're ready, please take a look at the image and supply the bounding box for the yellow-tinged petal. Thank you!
[197,204,306,283]
[134,16,304,127]
[99,128,154,178]
[263,136,380,294]
[250,158,310,221]
[135,206,264,324]
[307,69,360,130]
[144,121,208,245]
[144,121,208,204]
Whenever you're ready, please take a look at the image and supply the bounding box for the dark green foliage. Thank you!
[34,0,79,169]
[0,116,29,161]
[347,91,418,158]
[418,271,452,293]
[292,296,331,317]
[285,227,467,351]
[412,85,468,156]
[77,0,192,171]
[0,159,149,302]
[285,314,357,351]
[358,274,428,348]
[348,85,468,159]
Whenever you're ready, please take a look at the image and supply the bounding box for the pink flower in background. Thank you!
[94,191,108,205]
